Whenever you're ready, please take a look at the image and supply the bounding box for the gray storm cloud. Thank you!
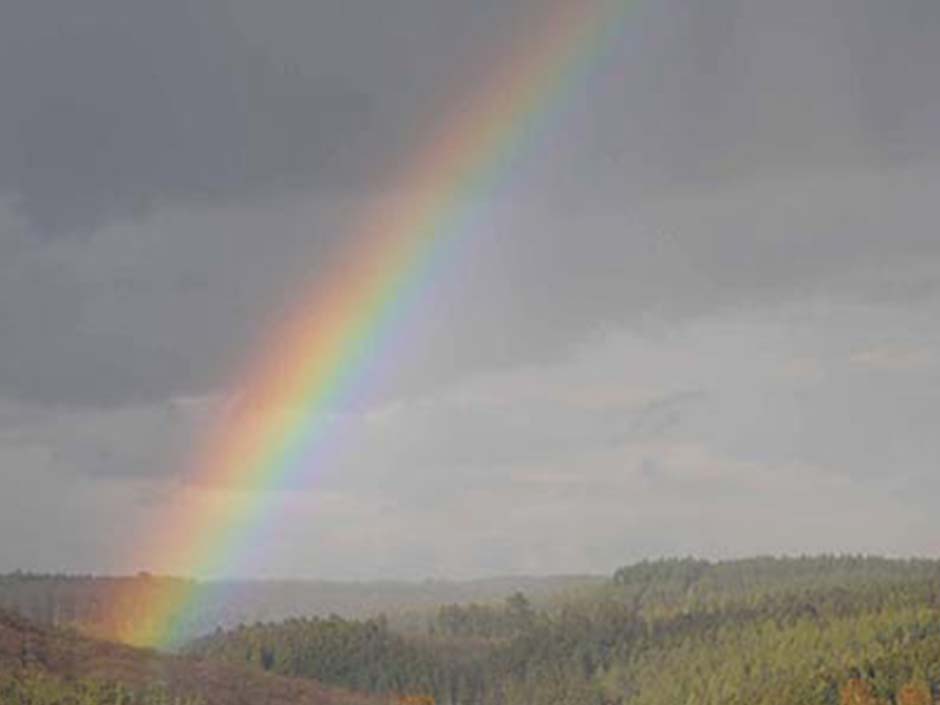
[0,0,937,406]
[0,0,383,237]
[1,0,939,576]
[2,0,937,237]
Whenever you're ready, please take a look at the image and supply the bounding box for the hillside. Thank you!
[6,557,940,704]
[189,556,940,705]
[0,609,383,705]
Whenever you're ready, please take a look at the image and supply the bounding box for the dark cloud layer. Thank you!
[1,1,939,578]
[2,0,938,238]
[0,0,550,238]
[0,0,376,236]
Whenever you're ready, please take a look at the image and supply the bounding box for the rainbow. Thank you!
[120,0,633,649]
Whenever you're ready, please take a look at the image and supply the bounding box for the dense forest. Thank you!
[187,557,940,705]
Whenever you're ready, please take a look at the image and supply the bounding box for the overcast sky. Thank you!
[1,0,939,579]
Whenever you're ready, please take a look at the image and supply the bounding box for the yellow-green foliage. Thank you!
[602,607,940,705]
[0,670,204,705]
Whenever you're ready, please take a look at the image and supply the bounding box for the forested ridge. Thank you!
[188,557,940,705]
[3,557,940,704]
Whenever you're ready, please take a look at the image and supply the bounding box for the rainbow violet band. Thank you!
[118,0,631,649]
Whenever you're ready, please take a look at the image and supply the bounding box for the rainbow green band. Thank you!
[120,0,632,649]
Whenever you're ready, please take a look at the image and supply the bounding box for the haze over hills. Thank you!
[0,573,604,645]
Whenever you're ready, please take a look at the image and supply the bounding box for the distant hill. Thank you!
[0,609,383,705]
[0,573,603,645]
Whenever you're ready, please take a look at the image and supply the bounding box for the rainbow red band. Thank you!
[119,0,631,649]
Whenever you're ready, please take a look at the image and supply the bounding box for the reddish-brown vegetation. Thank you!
[0,610,384,705]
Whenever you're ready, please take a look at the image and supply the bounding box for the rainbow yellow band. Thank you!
[118,0,632,649]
